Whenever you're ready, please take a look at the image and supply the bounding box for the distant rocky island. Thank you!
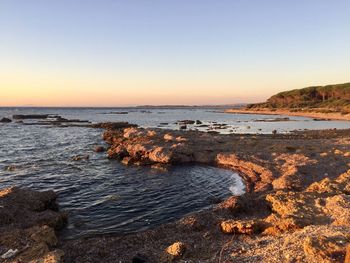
[226,82,350,120]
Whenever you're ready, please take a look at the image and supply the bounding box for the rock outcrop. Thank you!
[0,187,67,263]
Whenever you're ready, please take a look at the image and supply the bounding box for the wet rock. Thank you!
[0,117,11,123]
[0,187,67,229]
[195,120,202,124]
[13,114,50,120]
[29,225,58,246]
[151,163,169,171]
[94,146,105,153]
[220,220,260,234]
[166,242,186,257]
[179,125,187,130]
[4,165,16,172]
[255,117,290,122]
[109,111,128,114]
[148,147,172,164]
[91,122,137,130]
[121,156,133,165]
[178,120,195,125]
[132,253,148,263]
[108,145,128,160]
[0,187,66,262]
[180,216,205,231]
[215,196,241,213]
[71,155,89,161]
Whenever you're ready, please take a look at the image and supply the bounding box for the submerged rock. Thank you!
[92,122,137,130]
[71,155,90,161]
[0,117,11,123]
[94,146,105,152]
[13,114,50,120]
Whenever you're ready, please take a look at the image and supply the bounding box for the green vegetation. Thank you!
[247,82,350,113]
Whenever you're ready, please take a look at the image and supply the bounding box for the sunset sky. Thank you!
[1,0,349,106]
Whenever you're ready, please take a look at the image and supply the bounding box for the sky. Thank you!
[0,0,349,107]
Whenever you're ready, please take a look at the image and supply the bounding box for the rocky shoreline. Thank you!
[1,124,350,262]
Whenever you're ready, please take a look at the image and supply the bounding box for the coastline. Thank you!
[64,126,350,262]
[1,124,350,262]
[225,108,350,121]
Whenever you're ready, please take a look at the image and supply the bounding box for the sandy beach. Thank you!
[225,108,350,121]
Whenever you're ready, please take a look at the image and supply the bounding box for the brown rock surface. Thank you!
[0,187,66,263]
[4,126,349,262]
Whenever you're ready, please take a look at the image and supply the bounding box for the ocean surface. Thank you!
[1,107,349,239]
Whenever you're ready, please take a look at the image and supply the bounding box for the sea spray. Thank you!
[229,173,245,196]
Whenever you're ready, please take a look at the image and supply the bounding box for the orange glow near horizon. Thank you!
[1,56,350,107]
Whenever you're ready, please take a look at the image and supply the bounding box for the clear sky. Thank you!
[0,0,349,106]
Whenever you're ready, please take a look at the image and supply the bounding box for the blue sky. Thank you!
[0,0,349,106]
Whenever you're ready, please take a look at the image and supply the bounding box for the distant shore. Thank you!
[225,108,350,121]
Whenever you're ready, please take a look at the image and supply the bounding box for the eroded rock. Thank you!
[0,187,66,263]
[166,241,186,257]
[220,220,261,234]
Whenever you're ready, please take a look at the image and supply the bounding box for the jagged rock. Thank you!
[94,146,105,153]
[148,147,172,164]
[220,220,260,234]
[265,171,350,234]
[0,187,66,263]
[166,242,186,257]
[124,127,145,139]
[108,145,128,160]
[0,187,67,229]
[215,196,241,213]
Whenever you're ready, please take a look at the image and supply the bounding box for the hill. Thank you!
[248,82,350,114]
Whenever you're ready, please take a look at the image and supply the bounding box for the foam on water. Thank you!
[229,174,246,196]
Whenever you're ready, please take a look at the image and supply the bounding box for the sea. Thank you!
[1,107,349,239]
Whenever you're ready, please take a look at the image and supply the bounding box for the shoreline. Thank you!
[63,126,350,262]
[1,125,350,262]
[225,108,350,121]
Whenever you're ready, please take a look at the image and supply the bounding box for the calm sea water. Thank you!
[0,107,349,239]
